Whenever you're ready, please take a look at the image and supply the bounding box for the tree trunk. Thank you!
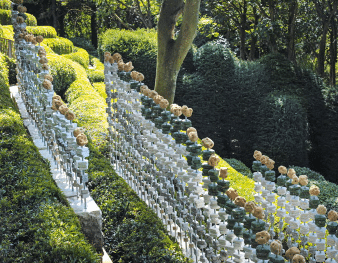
[249,9,259,60]
[315,0,338,78]
[91,5,98,48]
[51,0,57,30]
[155,0,201,104]
[287,0,298,62]
[330,17,337,86]
[268,0,277,53]
[239,0,247,60]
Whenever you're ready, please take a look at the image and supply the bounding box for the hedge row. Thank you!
[98,28,157,88]
[43,37,74,55]
[0,25,13,39]
[87,57,104,83]
[26,26,57,38]
[0,53,100,262]
[63,47,90,69]
[175,41,334,181]
[0,0,11,10]
[0,9,37,26]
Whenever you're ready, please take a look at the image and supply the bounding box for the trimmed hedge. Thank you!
[176,42,329,179]
[98,28,157,88]
[0,10,37,26]
[43,37,74,55]
[225,158,253,179]
[47,54,77,98]
[0,25,13,39]
[87,57,104,83]
[0,54,100,262]
[70,37,98,57]
[63,47,90,69]
[92,82,106,99]
[0,0,11,10]
[26,26,57,38]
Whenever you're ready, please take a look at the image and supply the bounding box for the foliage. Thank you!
[290,166,325,182]
[92,82,106,99]
[87,69,104,83]
[0,10,37,26]
[86,147,189,263]
[70,37,98,57]
[176,41,326,175]
[0,25,13,39]
[26,26,57,38]
[225,158,253,179]
[64,8,92,40]
[43,37,74,55]
[98,28,157,88]
[0,0,11,10]
[4,54,16,85]
[194,15,219,48]
[47,54,77,98]
[63,47,90,69]
[0,56,100,262]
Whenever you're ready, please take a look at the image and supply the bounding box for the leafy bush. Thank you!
[65,78,99,103]
[87,147,189,263]
[99,28,157,88]
[290,166,326,181]
[88,69,104,83]
[0,10,37,26]
[0,57,100,262]
[70,37,98,57]
[43,37,74,55]
[63,47,90,69]
[0,25,13,39]
[4,54,16,85]
[26,26,57,38]
[47,54,77,98]
[0,0,11,10]
[225,158,253,179]
[92,82,106,99]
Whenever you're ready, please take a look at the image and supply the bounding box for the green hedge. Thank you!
[92,82,106,99]
[47,54,77,98]
[225,158,253,179]
[43,37,74,55]
[70,37,98,57]
[26,26,57,38]
[176,42,329,179]
[0,25,13,40]
[98,28,157,88]
[0,10,37,26]
[0,54,100,262]
[0,0,11,10]
[63,47,90,69]
[87,57,104,83]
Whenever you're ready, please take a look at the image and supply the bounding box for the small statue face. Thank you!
[270,240,282,255]
[285,247,300,260]
[244,201,256,213]
[299,175,308,186]
[208,154,220,167]
[252,206,265,219]
[188,131,198,142]
[255,231,270,245]
[226,188,238,201]
[253,150,262,160]
[201,137,214,149]
[234,196,246,207]
[328,210,338,221]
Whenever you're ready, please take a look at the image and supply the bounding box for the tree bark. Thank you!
[91,4,98,48]
[287,0,298,62]
[315,0,338,77]
[155,0,201,104]
[239,0,247,60]
[330,16,337,86]
[268,0,277,53]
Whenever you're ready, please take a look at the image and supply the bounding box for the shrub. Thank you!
[4,55,16,85]
[0,60,100,262]
[47,54,77,98]
[63,47,90,69]
[65,78,99,103]
[98,28,157,88]
[70,37,98,57]
[225,158,253,179]
[88,69,104,83]
[0,25,13,39]
[43,37,74,55]
[0,0,11,10]
[0,10,37,26]
[92,82,106,99]
[26,26,57,38]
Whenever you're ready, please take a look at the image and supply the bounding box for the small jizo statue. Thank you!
[255,231,271,260]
